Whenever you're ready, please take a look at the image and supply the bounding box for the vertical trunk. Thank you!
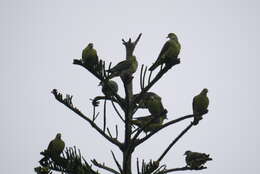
[122,34,142,174]
[123,151,132,174]
[123,78,133,174]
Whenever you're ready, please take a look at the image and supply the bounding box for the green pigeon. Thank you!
[107,55,138,79]
[47,133,65,159]
[137,92,168,119]
[99,80,118,97]
[82,43,99,70]
[137,92,161,108]
[184,150,212,169]
[149,33,181,71]
[130,115,165,133]
[192,88,209,125]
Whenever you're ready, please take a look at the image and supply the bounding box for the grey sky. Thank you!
[1,0,259,173]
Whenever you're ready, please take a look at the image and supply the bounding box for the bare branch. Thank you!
[103,99,107,131]
[115,125,119,140]
[157,122,193,162]
[134,33,142,45]
[91,159,120,174]
[92,96,120,107]
[142,66,147,90]
[92,105,97,121]
[107,128,113,139]
[148,70,152,84]
[133,59,180,105]
[93,112,100,122]
[111,151,123,174]
[122,33,142,57]
[51,89,123,149]
[140,65,144,90]
[136,158,140,174]
[135,114,194,146]
[111,99,125,123]
[161,166,207,173]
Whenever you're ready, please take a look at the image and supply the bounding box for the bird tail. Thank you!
[130,120,142,127]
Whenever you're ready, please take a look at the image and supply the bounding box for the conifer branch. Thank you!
[157,122,193,162]
[135,114,194,146]
[160,166,207,173]
[91,159,120,174]
[51,89,123,149]
[111,151,123,174]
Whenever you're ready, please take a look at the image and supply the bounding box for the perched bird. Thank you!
[149,33,181,71]
[107,55,138,80]
[192,88,209,125]
[82,43,99,70]
[130,115,165,133]
[99,80,118,97]
[184,150,212,169]
[41,133,65,161]
[137,92,161,108]
[137,92,168,118]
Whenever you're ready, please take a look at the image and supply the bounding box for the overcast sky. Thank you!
[1,0,259,174]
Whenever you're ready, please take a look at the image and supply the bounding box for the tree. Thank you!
[35,33,212,174]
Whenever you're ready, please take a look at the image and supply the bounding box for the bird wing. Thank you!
[149,41,170,71]
[157,41,170,60]
[108,60,131,73]
[192,95,199,114]
[47,140,54,152]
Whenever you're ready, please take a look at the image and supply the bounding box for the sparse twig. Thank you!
[111,151,123,174]
[137,158,140,174]
[92,96,120,107]
[148,70,152,84]
[115,125,118,140]
[103,99,107,131]
[134,59,180,105]
[135,114,194,146]
[157,122,194,162]
[160,166,207,173]
[142,67,147,89]
[140,65,144,90]
[111,99,125,123]
[107,128,113,139]
[122,33,142,57]
[51,89,123,149]
[91,159,120,174]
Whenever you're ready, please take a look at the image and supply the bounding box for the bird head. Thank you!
[184,150,191,156]
[162,109,168,119]
[56,133,62,139]
[167,33,178,40]
[88,43,94,49]
[201,88,208,95]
